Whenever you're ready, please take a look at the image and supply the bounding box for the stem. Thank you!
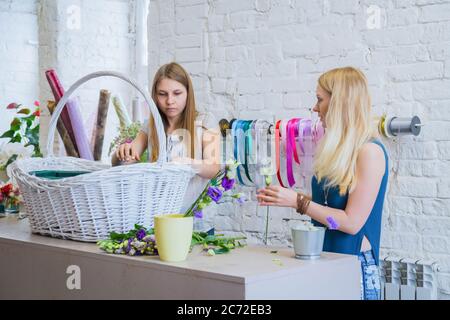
[184,170,224,217]
[265,206,269,245]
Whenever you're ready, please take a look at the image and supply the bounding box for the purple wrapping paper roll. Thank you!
[66,97,94,160]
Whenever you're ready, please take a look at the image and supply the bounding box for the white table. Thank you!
[0,216,361,299]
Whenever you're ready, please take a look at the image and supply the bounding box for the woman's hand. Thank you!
[256,185,298,208]
[115,142,140,163]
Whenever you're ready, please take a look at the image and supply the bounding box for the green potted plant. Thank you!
[0,101,42,181]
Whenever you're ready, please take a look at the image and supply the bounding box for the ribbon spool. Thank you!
[382,116,423,137]
[219,119,230,138]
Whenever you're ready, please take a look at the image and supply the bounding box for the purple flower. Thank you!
[125,238,132,253]
[326,216,339,230]
[207,186,223,203]
[194,209,203,219]
[237,194,245,204]
[136,229,146,241]
[221,177,235,191]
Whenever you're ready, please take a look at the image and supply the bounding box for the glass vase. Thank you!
[5,198,19,214]
[0,201,5,217]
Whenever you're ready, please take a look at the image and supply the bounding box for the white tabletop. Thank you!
[0,215,361,299]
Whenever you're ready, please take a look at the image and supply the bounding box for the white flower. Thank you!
[259,157,274,176]
[226,159,239,170]
[0,142,34,167]
[225,159,239,179]
[226,170,236,179]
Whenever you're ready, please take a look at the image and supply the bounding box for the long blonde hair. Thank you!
[148,62,197,162]
[314,67,377,195]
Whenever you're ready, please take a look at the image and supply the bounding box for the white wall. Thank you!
[0,0,138,160]
[148,0,450,298]
[38,0,135,160]
[0,0,39,137]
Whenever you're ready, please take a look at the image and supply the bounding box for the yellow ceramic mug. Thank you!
[154,214,193,262]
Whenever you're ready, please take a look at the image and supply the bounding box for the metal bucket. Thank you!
[291,226,325,260]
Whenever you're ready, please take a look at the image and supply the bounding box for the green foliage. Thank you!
[1,104,42,158]
[190,232,246,255]
[98,224,247,256]
[108,121,147,163]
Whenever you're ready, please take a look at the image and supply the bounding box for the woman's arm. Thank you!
[197,126,221,178]
[111,131,148,166]
[257,143,385,235]
[173,126,221,179]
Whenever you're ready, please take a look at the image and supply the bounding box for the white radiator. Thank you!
[379,256,440,300]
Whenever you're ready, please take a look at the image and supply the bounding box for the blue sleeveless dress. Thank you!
[311,139,389,266]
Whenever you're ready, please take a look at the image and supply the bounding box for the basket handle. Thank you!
[46,71,167,165]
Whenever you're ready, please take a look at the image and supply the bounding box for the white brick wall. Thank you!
[148,0,450,298]
[1,0,136,160]
[38,0,134,160]
[0,0,39,137]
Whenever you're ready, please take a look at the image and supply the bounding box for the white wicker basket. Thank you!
[8,71,195,242]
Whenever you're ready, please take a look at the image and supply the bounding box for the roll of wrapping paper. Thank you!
[112,94,131,129]
[45,69,79,154]
[47,101,79,157]
[66,97,94,160]
[93,89,111,161]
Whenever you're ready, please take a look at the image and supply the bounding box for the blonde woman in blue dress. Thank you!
[257,67,389,300]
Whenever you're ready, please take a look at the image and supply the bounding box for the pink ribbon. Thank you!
[286,118,301,187]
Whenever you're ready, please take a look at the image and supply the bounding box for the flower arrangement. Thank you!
[97,224,246,256]
[184,159,244,218]
[108,121,148,162]
[0,182,21,211]
[97,224,157,256]
[0,101,42,171]
[97,158,247,257]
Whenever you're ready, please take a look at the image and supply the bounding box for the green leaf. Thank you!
[11,134,22,143]
[110,232,126,241]
[0,130,15,139]
[10,118,21,127]
[204,235,217,243]
[5,154,18,167]
[11,123,21,132]
[17,108,31,115]
[213,247,230,254]
[25,118,33,128]
[25,130,39,146]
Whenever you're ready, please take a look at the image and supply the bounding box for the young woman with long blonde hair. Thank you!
[257,67,389,300]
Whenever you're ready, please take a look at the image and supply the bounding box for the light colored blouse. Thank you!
[140,112,219,212]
